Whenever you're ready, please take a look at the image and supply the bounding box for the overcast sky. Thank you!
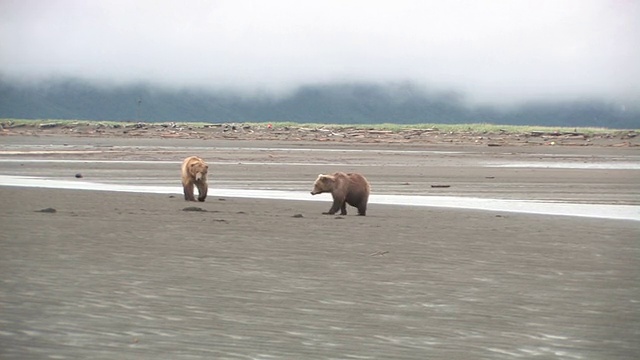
[1,0,638,105]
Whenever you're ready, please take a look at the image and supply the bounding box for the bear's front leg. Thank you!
[340,202,347,215]
[183,183,196,201]
[196,182,208,202]
[323,199,343,215]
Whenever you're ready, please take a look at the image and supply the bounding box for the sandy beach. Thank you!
[1,131,639,359]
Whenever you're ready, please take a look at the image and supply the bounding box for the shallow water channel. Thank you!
[1,175,638,221]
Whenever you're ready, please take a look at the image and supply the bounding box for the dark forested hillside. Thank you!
[1,78,637,128]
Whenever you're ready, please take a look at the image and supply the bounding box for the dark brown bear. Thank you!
[310,172,370,216]
[181,156,209,202]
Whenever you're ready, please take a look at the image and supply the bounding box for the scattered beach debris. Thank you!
[39,123,58,129]
[2,121,638,147]
[75,173,83,178]
[292,214,304,218]
[431,184,451,188]
[36,207,57,213]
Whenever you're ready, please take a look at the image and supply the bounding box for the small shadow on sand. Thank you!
[183,207,207,212]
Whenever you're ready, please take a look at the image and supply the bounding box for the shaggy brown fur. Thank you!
[181,156,209,202]
[310,172,370,216]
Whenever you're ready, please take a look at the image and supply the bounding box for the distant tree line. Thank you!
[0,78,637,128]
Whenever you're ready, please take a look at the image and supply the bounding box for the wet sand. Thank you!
[1,134,639,359]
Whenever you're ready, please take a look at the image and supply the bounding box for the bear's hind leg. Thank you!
[357,203,367,216]
[340,202,347,215]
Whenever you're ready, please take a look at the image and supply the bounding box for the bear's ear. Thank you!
[319,174,334,181]
[315,174,329,182]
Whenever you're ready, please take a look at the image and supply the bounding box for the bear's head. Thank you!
[190,162,208,181]
[310,174,334,195]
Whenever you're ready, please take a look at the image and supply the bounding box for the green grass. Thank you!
[1,119,128,127]
[2,118,636,135]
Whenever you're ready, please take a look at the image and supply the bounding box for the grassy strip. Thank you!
[2,118,636,135]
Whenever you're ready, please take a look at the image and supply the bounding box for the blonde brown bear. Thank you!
[181,156,209,202]
[310,172,370,216]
